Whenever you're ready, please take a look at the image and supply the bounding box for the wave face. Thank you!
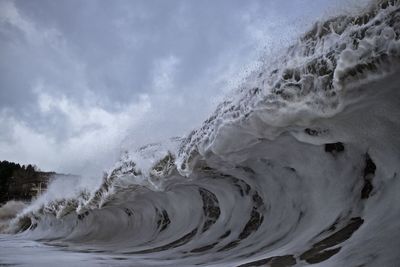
[5,1,400,266]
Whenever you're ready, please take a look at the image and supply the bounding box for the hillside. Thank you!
[0,161,75,204]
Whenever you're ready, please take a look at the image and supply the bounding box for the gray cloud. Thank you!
[0,0,361,175]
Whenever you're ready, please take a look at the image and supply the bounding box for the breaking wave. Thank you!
[4,1,400,266]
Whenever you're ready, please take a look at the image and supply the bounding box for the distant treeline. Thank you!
[0,160,54,203]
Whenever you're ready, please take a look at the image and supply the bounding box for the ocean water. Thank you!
[1,1,400,266]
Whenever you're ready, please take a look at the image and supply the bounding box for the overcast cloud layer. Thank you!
[0,0,361,176]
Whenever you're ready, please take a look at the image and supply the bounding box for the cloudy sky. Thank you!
[0,0,361,176]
